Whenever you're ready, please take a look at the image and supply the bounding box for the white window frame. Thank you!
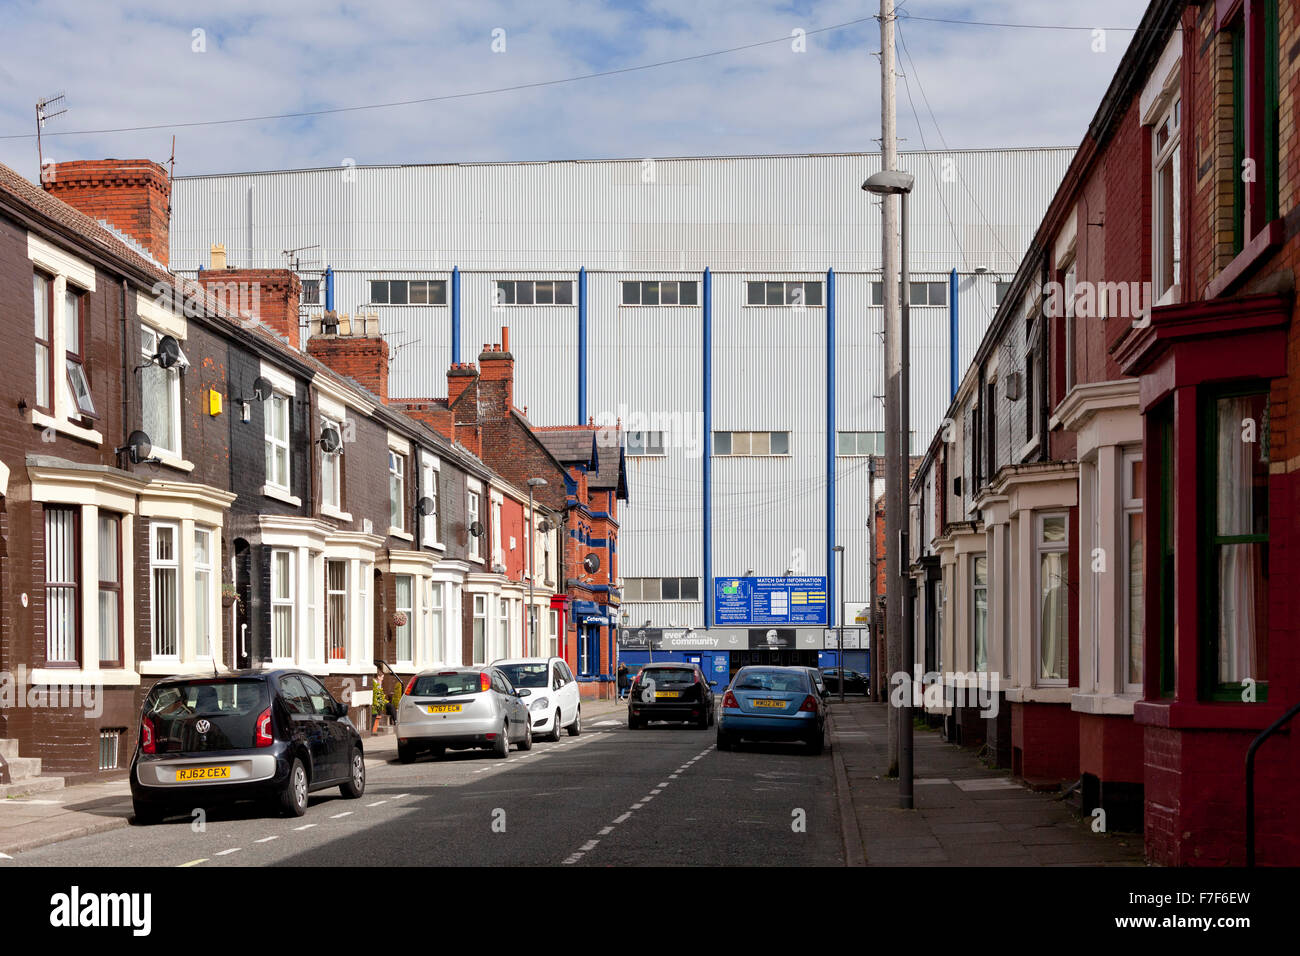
[491,497,504,567]
[321,415,343,513]
[265,390,292,494]
[427,581,444,665]
[972,554,989,673]
[473,593,488,662]
[394,573,415,667]
[271,547,296,663]
[1035,512,1070,686]
[389,449,406,533]
[468,489,483,561]
[325,557,349,663]
[420,454,441,548]
[548,609,559,659]
[1121,450,1144,694]
[141,324,183,460]
[193,526,214,660]
[150,521,181,661]
[493,279,574,307]
[620,279,699,306]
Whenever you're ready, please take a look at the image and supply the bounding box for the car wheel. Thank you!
[340,747,366,798]
[493,722,510,759]
[567,706,582,736]
[806,732,824,756]
[519,721,533,751]
[696,709,709,730]
[716,729,733,751]
[547,710,563,742]
[279,758,309,817]
[397,741,416,764]
[132,800,165,825]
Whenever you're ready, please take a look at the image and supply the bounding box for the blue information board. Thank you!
[714,576,828,626]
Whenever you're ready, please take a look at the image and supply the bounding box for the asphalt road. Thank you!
[9,716,843,867]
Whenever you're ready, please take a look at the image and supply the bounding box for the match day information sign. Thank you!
[714,576,829,626]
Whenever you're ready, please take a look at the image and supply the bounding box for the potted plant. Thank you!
[390,610,408,629]
[221,581,240,608]
[371,680,390,733]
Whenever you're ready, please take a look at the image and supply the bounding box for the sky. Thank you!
[0,1,1150,180]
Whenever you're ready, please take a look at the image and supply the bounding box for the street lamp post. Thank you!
[863,168,915,811]
[527,477,548,656]
[833,545,845,703]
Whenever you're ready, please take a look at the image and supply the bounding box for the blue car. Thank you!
[716,666,826,755]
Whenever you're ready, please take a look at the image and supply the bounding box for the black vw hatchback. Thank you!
[129,670,365,824]
[627,662,716,729]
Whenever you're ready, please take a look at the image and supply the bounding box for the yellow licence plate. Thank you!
[655,691,680,699]
[752,699,785,709]
[176,766,231,781]
[426,704,463,714]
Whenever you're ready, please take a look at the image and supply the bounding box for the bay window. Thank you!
[326,559,348,661]
[194,528,213,659]
[972,555,988,673]
[1122,452,1144,692]
[395,575,414,665]
[427,583,444,664]
[271,548,295,660]
[1205,390,1269,698]
[473,593,487,662]
[45,506,79,665]
[1037,513,1069,683]
[151,522,180,660]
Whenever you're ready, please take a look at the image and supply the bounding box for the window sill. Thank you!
[1070,691,1141,716]
[30,409,103,445]
[388,527,414,542]
[29,667,140,686]
[137,661,190,676]
[1016,436,1040,462]
[262,484,302,507]
[1004,685,1074,704]
[153,451,194,473]
[423,540,446,552]
[321,504,353,522]
[1133,698,1286,731]
[1204,219,1284,300]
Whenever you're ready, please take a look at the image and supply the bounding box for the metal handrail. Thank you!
[1245,697,1300,866]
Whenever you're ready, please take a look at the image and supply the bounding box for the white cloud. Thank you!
[0,0,1150,179]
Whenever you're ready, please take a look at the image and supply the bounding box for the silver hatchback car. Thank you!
[395,666,532,763]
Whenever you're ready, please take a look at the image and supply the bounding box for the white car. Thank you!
[492,657,582,741]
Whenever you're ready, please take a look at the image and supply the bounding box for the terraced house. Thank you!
[907,0,1300,865]
[0,157,582,783]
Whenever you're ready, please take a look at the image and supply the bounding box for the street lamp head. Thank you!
[861,170,915,195]
[832,545,845,553]
[527,477,548,487]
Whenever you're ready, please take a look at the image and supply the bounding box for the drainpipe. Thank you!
[324,266,335,312]
[577,267,587,424]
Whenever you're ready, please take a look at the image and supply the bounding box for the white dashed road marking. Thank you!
[331,812,353,819]
[255,836,279,843]
[216,848,241,857]
[293,824,316,831]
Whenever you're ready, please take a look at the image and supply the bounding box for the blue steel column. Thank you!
[702,267,713,628]
[578,267,588,424]
[324,266,335,311]
[451,266,461,364]
[949,267,959,400]
[826,268,836,626]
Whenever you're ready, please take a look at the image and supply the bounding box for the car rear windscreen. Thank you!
[640,667,695,686]
[733,669,809,693]
[495,663,548,689]
[144,679,269,753]
[410,672,484,697]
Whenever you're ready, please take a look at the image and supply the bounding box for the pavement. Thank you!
[0,695,1147,866]
[827,699,1148,866]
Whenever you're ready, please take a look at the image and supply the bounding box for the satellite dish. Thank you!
[117,429,154,464]
[469,521,485,537]
[417,496,436,516]
[583,553,600,574]
[318,424,342,453]
[252,376,275,401]
[154,335,186,369]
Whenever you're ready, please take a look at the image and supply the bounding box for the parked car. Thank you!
[804,666,829,700]
[493,656,582,740]
[130,670,365,824]
[821,667,870,695]
[628,662,715,729]
[396,666,532,763]
[717,666,826,754]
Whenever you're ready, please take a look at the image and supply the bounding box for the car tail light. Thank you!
[255,708,274,747]
[405,676,418,697]
[479,672,492,693]
[799,695,818,713]
[722,691,739,709]
[140,717,156,754]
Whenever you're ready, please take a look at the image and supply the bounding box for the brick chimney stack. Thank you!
[44,159,171,266]
[478,327,514,411]
[306,311,390,402]
[196,253,303,349]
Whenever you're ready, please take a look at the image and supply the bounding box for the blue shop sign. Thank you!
[714,576,828,626]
